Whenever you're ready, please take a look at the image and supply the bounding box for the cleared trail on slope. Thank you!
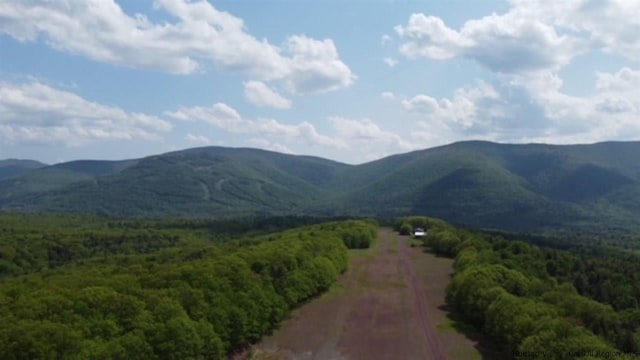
[246,228,480,360]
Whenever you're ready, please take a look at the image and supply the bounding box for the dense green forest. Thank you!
[398,216,640,358]
[0,214,376,359]
[4,211,640,359]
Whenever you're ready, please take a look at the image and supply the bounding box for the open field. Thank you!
[244,228,483,360]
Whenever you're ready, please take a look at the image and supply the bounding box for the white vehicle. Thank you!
[413,228,426,238]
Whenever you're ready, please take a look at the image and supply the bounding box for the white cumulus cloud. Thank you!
[508,0,640,61]
[403,81,502,129]
[395,12,583,73]
[393,1,640,146]
[184,133,212,146]
[165,103,242,129]
[381,91,396,100]
[395,68,640,146]
[283,35,356,94]
[511,68,640,141]
[383,57,399,67]
[0,81,171,146]
[395,1,640,74]
[329,116,416,160]
[166,102,345,149]
[0,0,355,94]
[596,67,640,93]
[244,81,292,109]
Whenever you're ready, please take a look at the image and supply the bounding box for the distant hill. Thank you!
[0,159,138,202]
[0,148,346,217]
[0,159,47,181]
[2,141,640,234]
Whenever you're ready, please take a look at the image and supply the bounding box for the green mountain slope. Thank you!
[1,147,347,217]
[322,141,640,232]
[0,159,47,180]
[0,159,138,201]
[2,141,640,233]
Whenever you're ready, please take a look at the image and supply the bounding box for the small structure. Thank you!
[413,227,426,238]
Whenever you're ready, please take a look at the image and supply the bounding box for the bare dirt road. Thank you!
[247,228,482,360]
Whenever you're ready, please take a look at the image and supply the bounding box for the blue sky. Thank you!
[1,0,639,164]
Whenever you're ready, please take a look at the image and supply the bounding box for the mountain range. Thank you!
[2,141,640,234]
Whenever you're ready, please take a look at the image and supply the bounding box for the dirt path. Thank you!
[398,235,446,359]
[247,228,482,360]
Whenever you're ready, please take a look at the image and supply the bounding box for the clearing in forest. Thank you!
[246,228,485,360]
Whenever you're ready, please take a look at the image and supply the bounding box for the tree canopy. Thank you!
[0,214,377,359]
